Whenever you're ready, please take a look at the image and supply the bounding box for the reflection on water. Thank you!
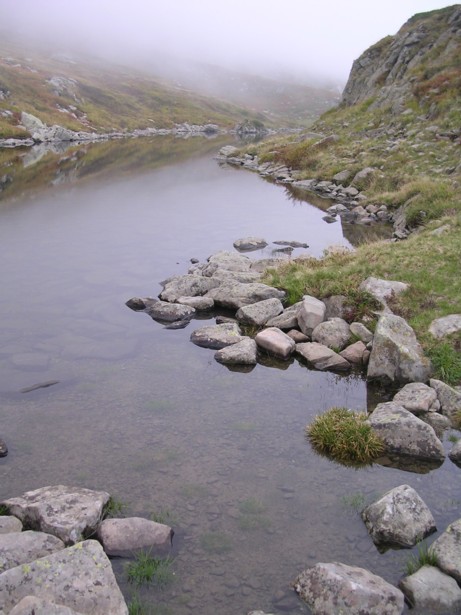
[0,139,458,614]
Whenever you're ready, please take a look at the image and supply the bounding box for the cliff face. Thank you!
[341,5,461,113]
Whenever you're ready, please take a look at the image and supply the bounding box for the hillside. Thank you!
[236,4,461,384]
[0,36,339,140]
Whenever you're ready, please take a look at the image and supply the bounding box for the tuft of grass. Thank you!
[126,552,175,588]
[448,434,459,443]
[404,541,439,576]
[103,497,126,519]
[128,593,153,615]
[237,497,271,531]
[150,508,178,526]
[0,504,9,516]
[426,339,461,386]
[306,407,384,466]
[200,531,232,554]
[341,492,367,513]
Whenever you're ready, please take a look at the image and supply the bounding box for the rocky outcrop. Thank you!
[341,6,461,113]
[361,485,436,548]
[294,561,404,615]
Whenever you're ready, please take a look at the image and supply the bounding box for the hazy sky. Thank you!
[0,0,456,82]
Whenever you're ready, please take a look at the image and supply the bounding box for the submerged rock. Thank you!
[233,237,268,251]
[430,378,461,420]
[294,561,404,615]
[361,485,436,548]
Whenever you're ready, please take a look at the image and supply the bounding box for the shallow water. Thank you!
[0,138,459,615]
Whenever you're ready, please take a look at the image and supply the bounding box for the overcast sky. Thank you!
[0,0,455,82]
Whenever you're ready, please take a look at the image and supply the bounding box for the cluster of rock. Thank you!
[0,112,223,148]
[216,145,395,231]
[0,485,174,614]
[294,486,461,614]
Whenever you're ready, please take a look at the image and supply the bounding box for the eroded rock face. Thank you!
[399,565,461,613]
[0,530,65,573]
[97,517,172,557]
[367,314,431,384]
[0,540,128,614]
[368,402,445,462]
[190,322,244,349]
[294,561,404,615]
[361,485,436,548]
[214,338,257,365]
[1,485,110,545]
[430,518,461,584]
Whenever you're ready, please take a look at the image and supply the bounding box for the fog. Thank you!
[0,0,455,83]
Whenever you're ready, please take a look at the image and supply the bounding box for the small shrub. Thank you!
[126,552,174,588]
[306,407,384,466]
[405,541,439,576]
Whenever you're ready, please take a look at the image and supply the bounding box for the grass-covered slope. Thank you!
[0,37,269,138]
[245,5,461,384]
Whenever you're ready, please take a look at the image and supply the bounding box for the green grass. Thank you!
[103,497,126,519]
[0,504,9,516]
[341,492,367,513]
[306,407,384,466]
[126,552,175,588]
[150,508,178,526]
[405,541,439,576]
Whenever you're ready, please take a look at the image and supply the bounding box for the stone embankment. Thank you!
[125,241,461,614]
[215,145,411,238]
[0,485,173,614]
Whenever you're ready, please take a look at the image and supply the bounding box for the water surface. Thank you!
[0,138,458,615]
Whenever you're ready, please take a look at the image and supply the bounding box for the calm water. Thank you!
[0,138,459,615]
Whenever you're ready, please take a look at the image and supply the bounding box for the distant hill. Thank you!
[0,36,339,140]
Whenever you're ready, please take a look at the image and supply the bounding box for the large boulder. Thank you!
[0,530,65,572]
[430,518,461,584]
[146,300,195,323]
[1,485,110,545]
[367,314,431,384]
[159,274,219,303]
[294,561,404,615]
[190,322,244,349]
[399,565,461,613]
[206,281,285,310]
[430,379,461,420]
[236,298,284,326]
[359,276,409,309]
[368,402,445,462]
[312,318,351,350]
[361,485,436,548]
[214,338,257,365]
[9,596,85,615]
[393,382,439,414]
[201,251,251,276]
[255,327,295,360]
[297,296,326,336]
[97,517,172,557]
[266,302,302,329]
[0,540,128,614]
[429,314,461,338]
[295,342,351,372]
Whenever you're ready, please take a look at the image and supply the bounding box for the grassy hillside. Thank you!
[239,6,461,384]
[0,36,270,138]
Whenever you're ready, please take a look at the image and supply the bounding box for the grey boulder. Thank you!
[368,402,445,462]
[1,485,110,545]
[206,281,285,310]
[159,274,219,302]
[0,540,128,614]
[97,517,172,556]
[430,378,461,420]
[312,317,350,350]
[266,302,302,330]
[190,322,244,349]
[361,485,436,548]
[340,340,366,365]
[294,561,404,615]
[430,518,461,584]
[399,565,461,613]
[233,237,268,251]
[297,295,326,336]
[367,314,431,384]
[296,342,351,372]
[255,327,295,360]
[350,321,373,344]
[236,298,284,326]
[0,530,65,572]
[0,517,22,535]
[146,300,195,323]
[359,276,409,309]
[9,596,85,615]
[214,338,257,365]
[429,314,461,338]
[393,382,439,414]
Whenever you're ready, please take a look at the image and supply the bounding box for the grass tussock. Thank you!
[126,552,174,588]
[306,407,384,466]
[404,541,439,576]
